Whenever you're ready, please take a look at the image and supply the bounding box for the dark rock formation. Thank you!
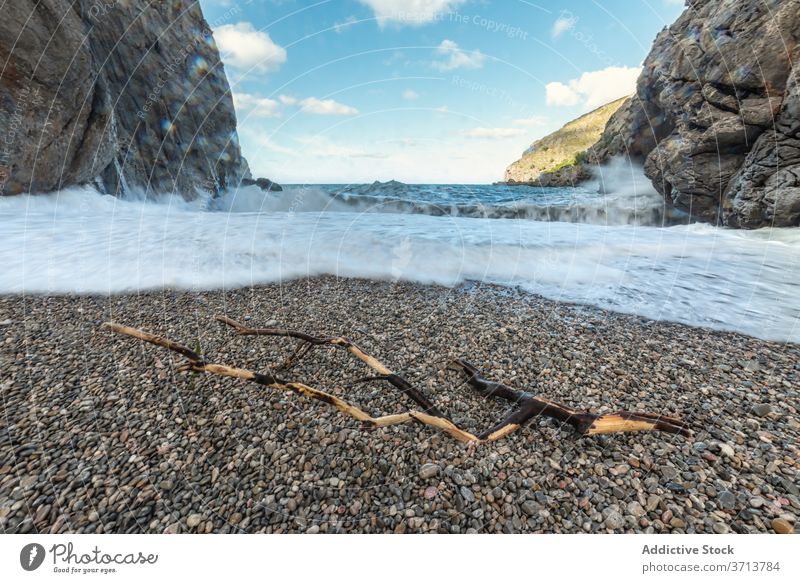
[242,177,283,192]
[601,0,800,227]
[0,0,252,198]
[511,0,800,228]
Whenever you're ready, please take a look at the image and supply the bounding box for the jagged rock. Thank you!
[0,0,250,199]
[507,0,800,228]
[603,0,800,227]
[242,177,283,192]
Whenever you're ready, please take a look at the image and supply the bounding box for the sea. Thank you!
[1,167,799,343]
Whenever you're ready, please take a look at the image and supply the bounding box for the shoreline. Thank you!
[1,276,798,533]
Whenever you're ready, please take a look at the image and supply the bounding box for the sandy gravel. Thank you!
[1,277,798,534]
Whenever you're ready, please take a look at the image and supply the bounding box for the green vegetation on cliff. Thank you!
[504,96,629,184]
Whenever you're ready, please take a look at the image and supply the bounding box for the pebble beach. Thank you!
[1,277,798,534]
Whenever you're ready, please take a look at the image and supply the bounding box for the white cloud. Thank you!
[334,15,360,33]
[278,94,297,105]
[358,0,466,27]
[462,127,526,139]
[402,89,419,100]
[214,22,287,73]
[232,92,282,118]
[299,97,359,116]
[431,40,486,71]
[513,115,548,127]
[546,66,640,109]
[551,14,577,38]
[545,82,581,107]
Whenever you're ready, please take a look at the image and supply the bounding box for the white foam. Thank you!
[1,185,798,343]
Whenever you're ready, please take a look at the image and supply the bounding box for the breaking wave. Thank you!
[0,168,798,342]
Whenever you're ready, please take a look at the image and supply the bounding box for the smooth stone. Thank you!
[660,466,679,480]
[627,501,646,517]
[520,501,541,517]
[419,463,440,480]
[718,491,736,509]
[752,404,772,417]
[772,519,794,534]
[604,511,625,530]
[718,443,735,458]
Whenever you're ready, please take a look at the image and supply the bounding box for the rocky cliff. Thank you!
[0,0,251,198]
[509,0,800,228]
[503,97,628,186]
[598,0,800,227]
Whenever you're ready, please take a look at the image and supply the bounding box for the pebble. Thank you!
[419,463,440,479]
[604,511,625,530]
[1,279,797,535]
[772,519,794,534]
[751,404,772,417]
[718,491,736,510]
[627,501,646,517]
[718,443,735,458]
[520,501,541,517]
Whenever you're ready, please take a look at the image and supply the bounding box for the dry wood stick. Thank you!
[103,322,477,443]
[449,359,692,440]
[214,315,445,417]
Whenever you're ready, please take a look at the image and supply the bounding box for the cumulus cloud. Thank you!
[432,40,486,71]
[299,97,359,116]
[214,22,287,73]
[358,0,466,27]
[461,127,526,139]
[546,66,640,108]
[232,92,282,118]
[402,89,419,100]
[551,14,577,38]
[545,82,581,107]
[278,94,298,105]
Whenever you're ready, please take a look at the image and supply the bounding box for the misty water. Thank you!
[1,170,799,343]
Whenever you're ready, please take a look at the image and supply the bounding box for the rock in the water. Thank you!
[242,177,283,192]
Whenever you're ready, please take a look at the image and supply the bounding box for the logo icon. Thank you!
[20,543,46,571]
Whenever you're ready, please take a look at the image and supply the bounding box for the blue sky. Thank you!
[199,0,685,183]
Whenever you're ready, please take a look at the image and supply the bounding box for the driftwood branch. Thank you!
[215,315,444,417]
[103,322,476,443]
[449,359,692,440]
[102,318,692,445]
